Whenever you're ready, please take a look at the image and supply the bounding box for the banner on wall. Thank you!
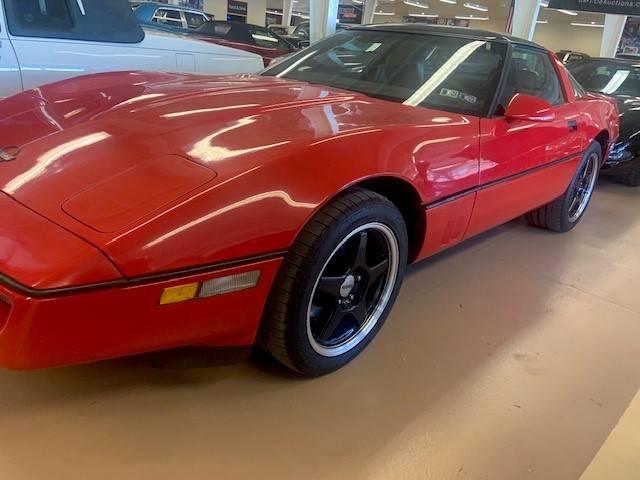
[403,16,470,27]
[338,5,363,24]
[548,0,640,16]
[228,0,248,15]
[618,17,640,55]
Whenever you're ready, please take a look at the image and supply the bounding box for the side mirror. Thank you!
[505,93,555,122]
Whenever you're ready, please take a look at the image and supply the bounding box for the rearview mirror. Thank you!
[505,93,555,122]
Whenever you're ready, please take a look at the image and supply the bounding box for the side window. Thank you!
[185,12,207,30]
[153,9,184,28]
[294,24,309,38]
[6,0,73,33]
[568,71,586,99]
[499,47,565,110]
[248,26,281,49]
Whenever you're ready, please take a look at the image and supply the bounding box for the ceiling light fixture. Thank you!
[404,0,429,8]
[540,0,549,6]
[557,9,578,15]
[408,12,439,16]
[455,14,489,19]
[571,21,604,27]
[463,2,488,11]
[536,19,548,23]
[440,0,457,3]
[374,11,396,15]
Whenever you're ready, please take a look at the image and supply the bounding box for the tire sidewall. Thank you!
[287,199,408,375]
[560,141,601,231]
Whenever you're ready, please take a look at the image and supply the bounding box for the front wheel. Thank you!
[526,141,601,232]
[260,188,408,376]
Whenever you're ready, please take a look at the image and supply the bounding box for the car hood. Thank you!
[0,72,461,276]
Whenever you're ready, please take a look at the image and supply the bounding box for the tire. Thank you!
[260,188,408,376]
[526,141,601,233]
[612,169,640,187]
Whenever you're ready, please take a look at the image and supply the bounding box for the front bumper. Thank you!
[0,256,282,369]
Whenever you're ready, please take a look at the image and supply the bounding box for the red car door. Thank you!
[466,46,585,237]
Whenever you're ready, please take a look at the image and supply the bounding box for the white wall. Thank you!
[533,24,603,56]
[203,0,227,20]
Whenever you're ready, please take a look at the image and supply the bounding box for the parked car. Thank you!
[281,21,311,48]
[0,25,617,375]
[556,50,589,64]
[133,2,211,33]
[268,24,294,36]
[0,0,262,99]
[194,21,296,66]
[569,58,640,185]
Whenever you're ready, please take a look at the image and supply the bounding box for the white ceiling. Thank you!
[264,0,605,27]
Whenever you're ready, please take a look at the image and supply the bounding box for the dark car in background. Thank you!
[569,58,640,185]
[556,50,589,64]
[134,2,212,32]
[194,21,296,66]
[282,21,311,48]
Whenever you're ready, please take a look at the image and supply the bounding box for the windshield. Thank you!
[569,61,640,96]
[262,29,507,116]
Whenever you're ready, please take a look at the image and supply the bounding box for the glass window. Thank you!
[499,47,564,110]
[153,9,184,27]
[569,61,640,96]
[248,26,281,49]
[3,0,144,43]
[185,12,207,29]
[6,0,73,32]
[293,23,309,38]
[263,30,506,116]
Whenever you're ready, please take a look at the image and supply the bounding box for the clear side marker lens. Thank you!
[199,270,261,298]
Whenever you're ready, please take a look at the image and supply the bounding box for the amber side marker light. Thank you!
[159,271,261,306]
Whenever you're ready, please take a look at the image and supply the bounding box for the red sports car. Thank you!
[0,25,618,376]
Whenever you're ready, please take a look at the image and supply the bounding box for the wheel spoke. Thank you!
[353,232,368,269]
[317,307,348,342]
[317,275,347,298]
[351,300,369,327]
[368,259,389,287]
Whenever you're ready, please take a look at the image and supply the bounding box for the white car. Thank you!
[0,0,263,99]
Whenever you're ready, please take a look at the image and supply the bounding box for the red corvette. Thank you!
[0,25,618,375]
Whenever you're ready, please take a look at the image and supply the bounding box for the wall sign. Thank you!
[228,0,248,16]
[548,0,640,16]
[338,5,362,24]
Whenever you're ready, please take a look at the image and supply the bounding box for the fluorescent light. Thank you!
[266,9,282,15]
[571,21,604,27]
[374,11,396,15]
[463,2,488,11]
[409,13,439,16]
[455,14,489,20]
[404,0,429,8]
[440,0,457,3]
[537,19,548,23]
[540,0,549,6]
[557,9,578,15]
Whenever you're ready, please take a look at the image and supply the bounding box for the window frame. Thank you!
[184,11,208,30]
[152,8,187,29]
[489,43,567,118]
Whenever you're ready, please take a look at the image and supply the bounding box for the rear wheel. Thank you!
[526,141,601,232]
[260,188,408,376]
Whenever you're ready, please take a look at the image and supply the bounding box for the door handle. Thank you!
[568,120,578,131]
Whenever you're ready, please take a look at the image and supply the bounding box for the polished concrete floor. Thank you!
[1,180,640,480]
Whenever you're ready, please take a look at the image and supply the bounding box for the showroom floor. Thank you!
[0,180,639,480]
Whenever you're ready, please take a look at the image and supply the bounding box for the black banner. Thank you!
[548,0,640,15]
[228,0,248,16]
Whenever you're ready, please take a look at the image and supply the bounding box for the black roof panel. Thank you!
[349,23,544,50]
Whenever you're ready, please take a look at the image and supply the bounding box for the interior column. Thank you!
[283,0,294,26]
[310,0,339,43]
[600,14,627,57]
[362,0,378,24]
[511,0,541,40]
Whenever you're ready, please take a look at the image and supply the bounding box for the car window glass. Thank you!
[6,0,73,32]
[569,61,640,96]
[248,26,280,49]
[499,47,564,109]
[153,8,183,27]
[263,30,506,117]
[3,0,145,43]
[294,23,309,38]
[185,12,206,29]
